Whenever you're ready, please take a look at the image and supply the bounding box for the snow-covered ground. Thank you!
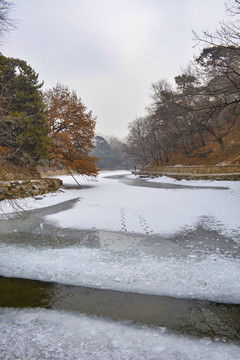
[0,171,240,359]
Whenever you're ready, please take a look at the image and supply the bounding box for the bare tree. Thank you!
[0,0,16,43]
[149,78,198,156]
[123,117,150,167]
[123,115,172,167]
[178,0,240,150]
[124,1,240,166]
[193,0,240,48]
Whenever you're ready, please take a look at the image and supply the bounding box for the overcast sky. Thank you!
[2,0,227,139]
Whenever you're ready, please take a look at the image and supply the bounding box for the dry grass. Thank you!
[0,162,41,181]
[167,129,240,166]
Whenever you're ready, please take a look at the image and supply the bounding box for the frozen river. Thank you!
[0,171,239,359]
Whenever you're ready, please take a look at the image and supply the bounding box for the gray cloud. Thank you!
[3,0,226,138]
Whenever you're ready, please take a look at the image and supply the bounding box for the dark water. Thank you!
[104,174,229,190]
[1,276,239,342]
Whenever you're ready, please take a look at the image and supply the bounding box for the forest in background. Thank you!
[123,0,240,168]
[1,1,240,176]
[96,1,240,170]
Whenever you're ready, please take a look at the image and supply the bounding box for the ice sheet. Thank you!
[0,171,239,302]
[0,308,239,360]
[0,242,239,303]
[0,171,240,358]
[44,172,240,239]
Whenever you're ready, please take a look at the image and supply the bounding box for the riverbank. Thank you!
[133,165,240,181]
[0,178,62,201]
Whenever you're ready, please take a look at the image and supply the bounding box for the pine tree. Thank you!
[0,54,50,168]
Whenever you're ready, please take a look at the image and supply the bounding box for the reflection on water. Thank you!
[0,225,238,258]
[0,202,238,257]
[0,276,239,342]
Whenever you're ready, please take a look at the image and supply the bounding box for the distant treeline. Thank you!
[92,135,132,169]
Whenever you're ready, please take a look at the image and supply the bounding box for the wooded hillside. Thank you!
[123,0,240,168]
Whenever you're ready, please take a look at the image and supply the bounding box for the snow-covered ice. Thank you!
[0,171,239,303]
[0,242,239,303]
[0,171,239,359]
[45,171,240,238]
[1,170,239,238]
[0,308,239,360]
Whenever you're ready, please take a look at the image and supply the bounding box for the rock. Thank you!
[0,178,62,201]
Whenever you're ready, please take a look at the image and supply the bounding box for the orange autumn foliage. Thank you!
[45,83,98,176]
